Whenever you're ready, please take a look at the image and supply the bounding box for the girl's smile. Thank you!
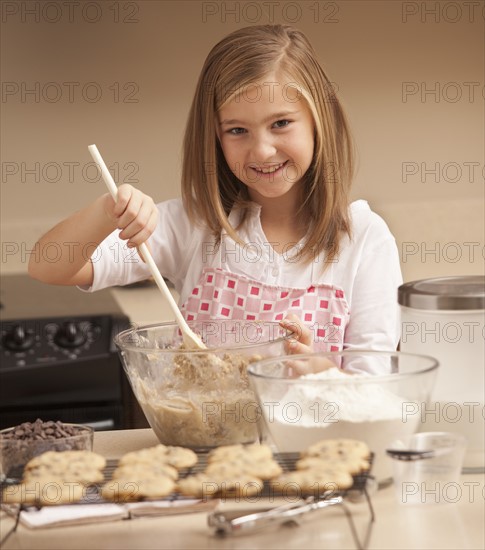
[248,160,290,181]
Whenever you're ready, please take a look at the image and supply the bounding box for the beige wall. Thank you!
[1,0,484,281]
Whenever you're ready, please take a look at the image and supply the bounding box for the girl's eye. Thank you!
[228,127,246,135]
[273,119,290,129]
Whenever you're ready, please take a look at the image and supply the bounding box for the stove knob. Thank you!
[3,325,35,351]
[54,322,86,348]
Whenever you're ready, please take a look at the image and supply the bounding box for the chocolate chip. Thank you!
[1,419,88,442]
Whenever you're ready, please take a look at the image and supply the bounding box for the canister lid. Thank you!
[398,276,485,310]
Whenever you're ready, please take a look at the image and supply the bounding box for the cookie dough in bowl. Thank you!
[115,320,290,448]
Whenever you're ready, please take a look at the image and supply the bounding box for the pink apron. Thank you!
[180,247,350,352]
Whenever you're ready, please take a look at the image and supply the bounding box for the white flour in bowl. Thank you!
[261,368,420,482]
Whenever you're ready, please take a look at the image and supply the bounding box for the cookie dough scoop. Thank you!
[88,144,206,350]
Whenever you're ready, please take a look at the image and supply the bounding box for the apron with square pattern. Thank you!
[180,241,350,352]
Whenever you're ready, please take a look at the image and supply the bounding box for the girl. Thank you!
[29,25,402,356]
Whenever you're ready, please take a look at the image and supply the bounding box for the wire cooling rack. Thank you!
[1,451,376,549]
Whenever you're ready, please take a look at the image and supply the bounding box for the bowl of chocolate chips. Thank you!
[0,419,94,482]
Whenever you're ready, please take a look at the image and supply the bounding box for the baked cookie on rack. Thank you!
[112,462,179,482]
[2,480,86,505]
[205,455,282,480]
[118,444,197,469]
[270,467,353,494]
[22,450,106,485]
[178,473,263,498]
[303,439,370,460]
[101,476,175,502]
[207,443,273,463]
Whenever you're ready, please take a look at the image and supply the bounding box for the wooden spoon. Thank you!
[88,144,206,350]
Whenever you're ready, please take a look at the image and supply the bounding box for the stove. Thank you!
[0,274,148,431]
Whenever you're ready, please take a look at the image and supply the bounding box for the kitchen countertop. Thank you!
[110,283,180,325]
[1,429,483,550]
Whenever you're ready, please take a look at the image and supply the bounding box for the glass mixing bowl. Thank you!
[247,351,439,484]
[114,320,290,448]
[0,422,93,482]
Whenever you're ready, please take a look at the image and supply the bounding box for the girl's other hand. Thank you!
[279,313,314,355]
[102,184,159,247]
[279,315,337,376]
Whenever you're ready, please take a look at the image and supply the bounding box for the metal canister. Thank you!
[398,276,485,471]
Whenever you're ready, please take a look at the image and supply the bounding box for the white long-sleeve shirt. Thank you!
[84,198,403,351]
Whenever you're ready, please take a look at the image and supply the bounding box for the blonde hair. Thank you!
[182,24,354,265]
